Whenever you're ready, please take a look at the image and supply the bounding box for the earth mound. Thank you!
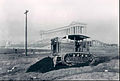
[26,57,54,73]
[27,55,118,73]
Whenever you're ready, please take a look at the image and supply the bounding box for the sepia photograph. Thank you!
[0,0,119,80]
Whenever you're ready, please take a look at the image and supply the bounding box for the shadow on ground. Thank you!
[26,55,119,73]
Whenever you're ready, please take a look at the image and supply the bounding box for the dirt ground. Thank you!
[0,52,119,80]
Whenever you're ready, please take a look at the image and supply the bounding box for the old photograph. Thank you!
[0,0,119,80]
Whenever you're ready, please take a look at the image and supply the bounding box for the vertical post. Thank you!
[24,10,29,56]
[74,37,76,52]
[81,39,83,52]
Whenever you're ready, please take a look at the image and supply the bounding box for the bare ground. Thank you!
[0,52,119,80]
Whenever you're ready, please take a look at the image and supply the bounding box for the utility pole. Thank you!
[24,10,29,56]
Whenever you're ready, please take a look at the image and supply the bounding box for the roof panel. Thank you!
[68,35,89,40]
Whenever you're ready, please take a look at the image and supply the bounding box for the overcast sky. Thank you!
[0,0,119,45]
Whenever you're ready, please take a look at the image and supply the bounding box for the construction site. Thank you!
[0,22,119,80]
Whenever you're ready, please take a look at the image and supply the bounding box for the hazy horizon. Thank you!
[0,0,119,45]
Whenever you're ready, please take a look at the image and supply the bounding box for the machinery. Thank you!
[51,35,95,67]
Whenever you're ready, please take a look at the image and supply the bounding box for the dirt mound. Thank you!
[26,57,91,73]
[90,56,111,66]
[26,55,119,73]
[111,55,120,60]
[26,57,54,73]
